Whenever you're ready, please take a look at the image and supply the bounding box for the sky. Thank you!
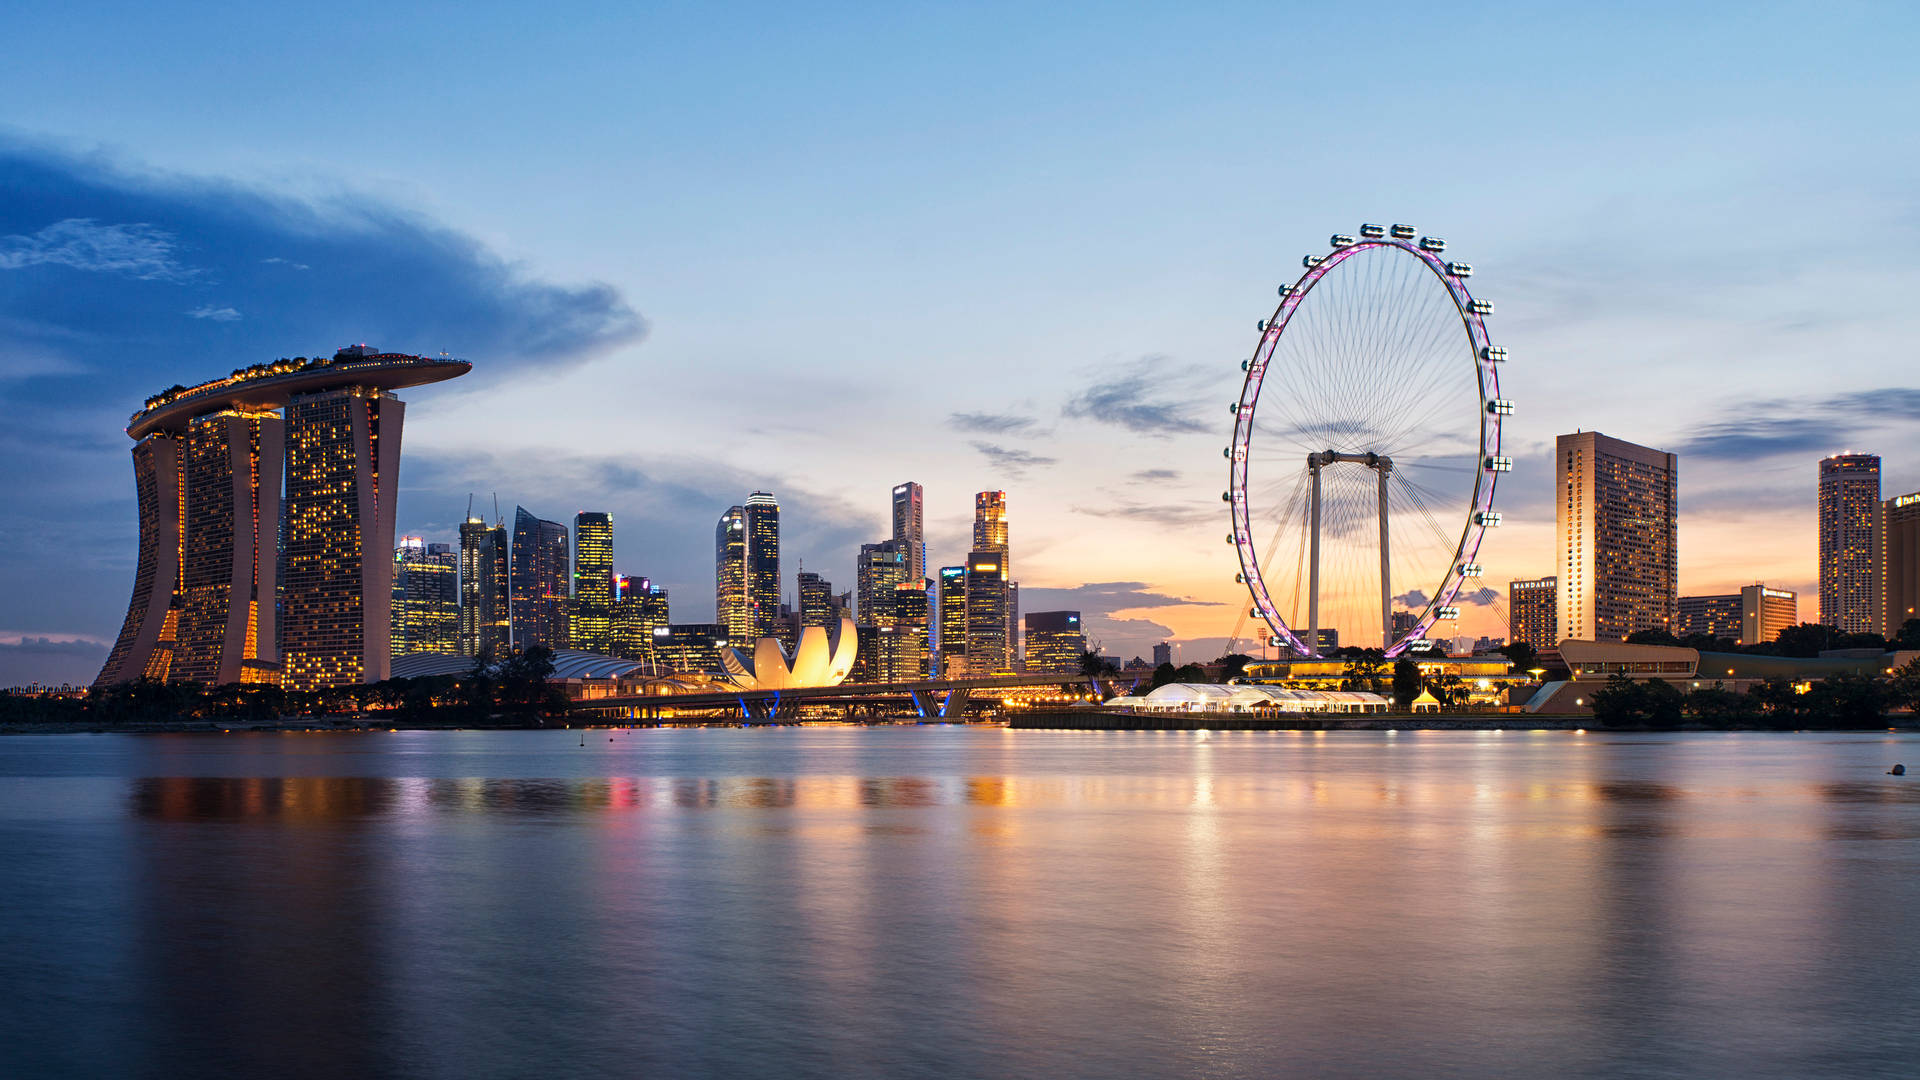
[3,1,1919,685]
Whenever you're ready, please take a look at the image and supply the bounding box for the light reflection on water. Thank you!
[2,728,1918,1079]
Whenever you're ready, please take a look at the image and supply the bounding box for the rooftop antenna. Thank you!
[467,493,474,520]
[492,492,501,527]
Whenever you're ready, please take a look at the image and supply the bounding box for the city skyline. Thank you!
[7,5,1920,685]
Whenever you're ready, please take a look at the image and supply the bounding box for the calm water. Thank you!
[3,728,1919,1079]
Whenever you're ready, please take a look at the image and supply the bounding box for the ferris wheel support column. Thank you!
[1308,459,1322,658]
[1379,462,1392,651]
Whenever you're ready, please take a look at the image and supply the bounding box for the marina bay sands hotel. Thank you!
[94,346,469,691]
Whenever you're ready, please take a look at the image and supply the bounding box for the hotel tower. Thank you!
[1554,431,1678,643]
[97,347,468,688]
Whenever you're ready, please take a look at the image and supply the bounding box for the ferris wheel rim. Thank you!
[1227,233,1504,659]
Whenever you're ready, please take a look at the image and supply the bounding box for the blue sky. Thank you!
[4,1,1919,684]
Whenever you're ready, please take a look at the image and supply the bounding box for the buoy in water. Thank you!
[1890,764,1906,776]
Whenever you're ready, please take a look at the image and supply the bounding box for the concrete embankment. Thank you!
[1007,709,1584,731]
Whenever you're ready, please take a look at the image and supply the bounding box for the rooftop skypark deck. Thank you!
[126,347,470,440]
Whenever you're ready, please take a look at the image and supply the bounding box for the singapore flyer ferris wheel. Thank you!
[1227,223,1509,659]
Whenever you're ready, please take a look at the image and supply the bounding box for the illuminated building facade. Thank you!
[965,549,1011,674]
[611,575,669,662]
[1818,454,1881,634]
[715,506,750,642]
[1676,593,1741,641]
[744,492,781,640]
[458,516,509,657]
[973,490,1008,552]
[99,347,468,688]
[572,511,614,653]
[857,540,909,627]
[935,565,966,671]
[1024,610,1085,674]
[281,386,405,688]
[798,570,835,629]
[141,408,283,686]
[876,580,930,681]
[1555,431,1678,642]
[1677,585,1795,646]
[654,623,728,673]
[392,539,459,656]
[1508,576,1558,650]
[892,482,925,581]
[1883,491,1920,637]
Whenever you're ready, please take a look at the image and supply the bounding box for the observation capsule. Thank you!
[1436,606,1462,620]
[1474,511,1503,526]
[1257,319,1267,332]
[1481,346,1508,361]
[1230,401,1243,414]
[1447,261,1473,277]
[1235,572,1245,584]
[1302,254,1323,268]
[1419,236,1447,252]
[1277,283,1293,297]
[1485,456,1514,472]
[1487,398,1514,415]
[1360,223,1386,238]
[1330,234,1356,248]
[1470,299,1494,315]
[1391,224,1417,239]
[1458,563,1483,577]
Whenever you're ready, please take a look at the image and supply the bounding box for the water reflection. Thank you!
[2,730,1916,1078]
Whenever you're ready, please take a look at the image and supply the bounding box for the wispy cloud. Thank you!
[1130,469,1180,483]
[949,411,1042,435]
[1062,356,1210,436]
[1072,501,1213,528]
[186,304,241,321]
[1678,388,1920,461]
[0,218,191,281]
[971,441,1057,477]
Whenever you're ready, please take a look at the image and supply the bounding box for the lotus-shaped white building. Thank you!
[719,615,859,690]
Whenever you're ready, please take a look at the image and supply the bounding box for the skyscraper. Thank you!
[1024,611,1085,674]
[1819,454,1881,634]
[715,506,751,642]
[857,540,909,626]
[1885,492,1920,638]
[892,482,925,581]
[611,575,669,663]
[744,492,781,640]
[1508,576,1558,650]
[965,549,1011,674]
[166,409,284,686]
[973,491,1009,553]
[510,506,569,650]
[1555,431,1678,642]
[797,570,835,629]
[392,539,459,655]
[572,511,614,653]
[282,385,407,688]
[458,514,510,657]
[935,565,966,672]
[97,434,185,685]
[877,579,930,681]
[100,347,467,688]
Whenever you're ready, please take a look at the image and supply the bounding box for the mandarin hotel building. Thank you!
[96,347,468,691]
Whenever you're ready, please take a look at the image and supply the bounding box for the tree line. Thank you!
[3,647,570,726]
